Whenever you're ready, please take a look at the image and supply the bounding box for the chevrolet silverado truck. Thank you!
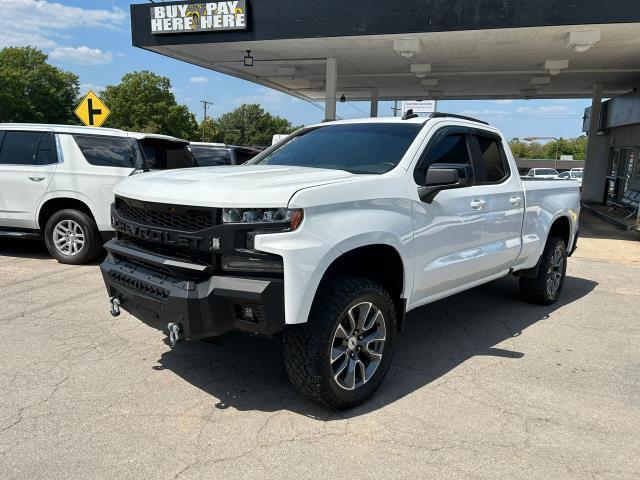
[100,113,580,409]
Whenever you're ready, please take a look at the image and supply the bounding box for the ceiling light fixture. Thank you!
[393,39,421,58]
[545,59,569,75]
[243,50,254,67]
[410,63,432,78]
[566,30,601,53]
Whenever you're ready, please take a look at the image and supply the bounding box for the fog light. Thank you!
[210,237,221,251]
[242,306,255,322]
[222,256,283,273]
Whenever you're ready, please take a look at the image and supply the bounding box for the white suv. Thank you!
[0,123,196,264]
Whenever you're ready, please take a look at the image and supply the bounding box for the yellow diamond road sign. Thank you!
[75,91,110,127]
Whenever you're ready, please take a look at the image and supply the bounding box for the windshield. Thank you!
[572,171,583,178]
[247,123,423,174]
[536,169,558,176]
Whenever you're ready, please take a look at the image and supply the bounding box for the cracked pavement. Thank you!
[0,214,639,479]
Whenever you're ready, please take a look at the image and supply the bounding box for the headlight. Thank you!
[222,208,303,230]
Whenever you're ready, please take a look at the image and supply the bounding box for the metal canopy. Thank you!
[132,1,640,102]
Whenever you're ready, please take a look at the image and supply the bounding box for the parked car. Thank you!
[271,134,289,145]
[101,113,580,409]
[188,142,261,166]
[558,170,583,185]
[0,123,197,264]
[526,168,560,179]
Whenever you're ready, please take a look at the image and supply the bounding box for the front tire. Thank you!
[44,209,103,265]
[284,276,397,409]
[520,236,567,305]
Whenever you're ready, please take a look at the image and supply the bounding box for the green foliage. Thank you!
[213,104,301,146]
[0,46,79,124]
[101,71,198,140]
[198,117,220,142]
[509,136,588,160]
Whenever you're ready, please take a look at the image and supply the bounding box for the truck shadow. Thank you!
[153,274,597,419]
[0,238,50,260]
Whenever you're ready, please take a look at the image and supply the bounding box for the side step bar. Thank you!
[0,230,42,239]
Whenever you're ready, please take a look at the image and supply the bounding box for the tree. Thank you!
[216,104,300,146]
[101,71,198,139]
[0,46,79,124]
[199,117,220,142]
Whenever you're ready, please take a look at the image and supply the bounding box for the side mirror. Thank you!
[418,165,470,203]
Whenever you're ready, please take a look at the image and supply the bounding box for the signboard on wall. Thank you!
[150,1,248,34]
[402,100,436,114]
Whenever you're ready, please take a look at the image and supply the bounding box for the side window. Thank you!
[0,131,42,165]
[475,135,510,184]
[73,135,135,168]
[414,132,473,184]
[233,150,256,165]
[35,132,58,165]
[190,147,232,166]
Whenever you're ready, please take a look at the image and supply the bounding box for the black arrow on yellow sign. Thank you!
[75,91,110,127]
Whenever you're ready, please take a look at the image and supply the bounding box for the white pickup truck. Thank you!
[101,113,580,409]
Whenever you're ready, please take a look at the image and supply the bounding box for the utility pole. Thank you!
[200,100,213,141]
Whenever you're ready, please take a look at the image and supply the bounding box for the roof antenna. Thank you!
[402,108,418,120]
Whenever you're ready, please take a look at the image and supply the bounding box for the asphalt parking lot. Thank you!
[1,214,638,480]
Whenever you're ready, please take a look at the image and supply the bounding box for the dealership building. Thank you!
[131,0,640,221]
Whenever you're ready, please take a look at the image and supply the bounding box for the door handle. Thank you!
[509,196,523,205]
[470,199,486,210]
[28,176,45,182]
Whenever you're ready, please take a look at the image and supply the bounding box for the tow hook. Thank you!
[167,322,183,348]
[109,297,121,317]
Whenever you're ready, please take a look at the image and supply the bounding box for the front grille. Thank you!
[109,271,170,301]
[116,234,214,268]
[115,197,215,232]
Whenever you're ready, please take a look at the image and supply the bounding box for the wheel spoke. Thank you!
[355,302,372,331]
[331,346,347,363]
[343,357,357,390]
[346,310,357,334]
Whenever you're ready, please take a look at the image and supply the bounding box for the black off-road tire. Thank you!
[284,276,397,409]
[520,236,567,305]
[44,209,103,265]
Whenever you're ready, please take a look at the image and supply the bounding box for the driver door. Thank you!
[410,127,491,304]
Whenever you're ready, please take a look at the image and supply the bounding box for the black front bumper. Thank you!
[100,241,285,340]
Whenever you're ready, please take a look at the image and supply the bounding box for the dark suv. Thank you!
[188,142,261,166]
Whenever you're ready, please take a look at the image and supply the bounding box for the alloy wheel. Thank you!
[53,219,85,256]
[546,247,564,297]
[330,302,386,391]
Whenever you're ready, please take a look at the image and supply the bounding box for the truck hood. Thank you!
[114,165,360,207]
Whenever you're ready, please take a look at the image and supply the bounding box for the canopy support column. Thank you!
[324,57,337,121]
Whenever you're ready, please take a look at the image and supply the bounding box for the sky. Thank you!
[0,0,591,140]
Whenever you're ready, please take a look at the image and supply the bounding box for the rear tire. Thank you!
[284,276,397,409]
[44,209,103,265]
[520,237,567,305]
